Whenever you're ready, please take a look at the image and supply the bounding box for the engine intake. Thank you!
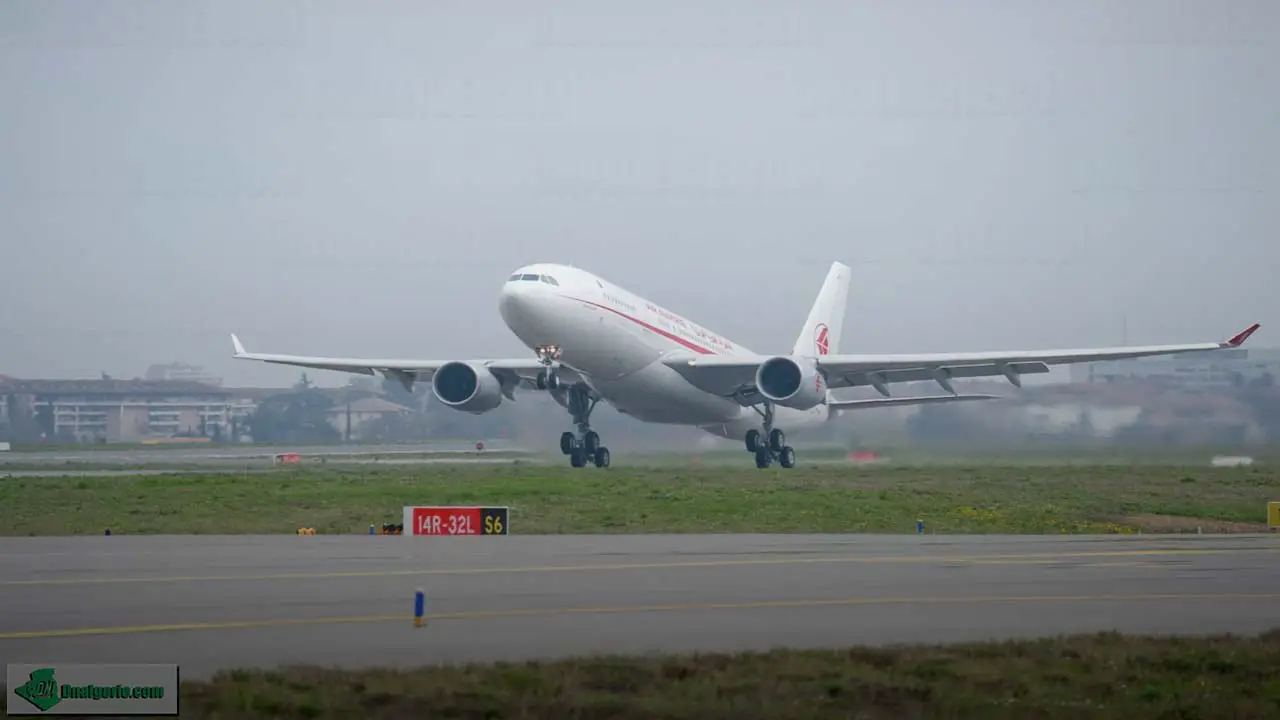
[431,361,504,414]
[755,355,826,410]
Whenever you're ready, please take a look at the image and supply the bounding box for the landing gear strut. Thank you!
[744,402,796,469]
[531,345,609,468]
[556,383,610,469]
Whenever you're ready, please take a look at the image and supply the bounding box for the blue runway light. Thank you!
[916,519,924,535]
[414,589,425,628]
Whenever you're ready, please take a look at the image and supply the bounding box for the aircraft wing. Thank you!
[229,334,583,394]
[666,323,1261,402]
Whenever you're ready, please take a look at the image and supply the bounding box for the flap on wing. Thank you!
[828,393,1001,409]
[827,361,1050,391]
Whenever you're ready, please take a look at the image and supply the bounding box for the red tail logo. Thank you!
[814,323,830,355]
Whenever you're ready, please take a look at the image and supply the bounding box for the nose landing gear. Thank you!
[534,344,563,390]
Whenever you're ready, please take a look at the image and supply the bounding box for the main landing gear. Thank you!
[744,402,796,469]
[535,345,610,469]
[558,384,610,468]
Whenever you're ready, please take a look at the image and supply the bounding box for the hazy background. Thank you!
[3,0,1276,387]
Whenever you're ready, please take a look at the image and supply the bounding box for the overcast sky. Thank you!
[2,0,1276,387]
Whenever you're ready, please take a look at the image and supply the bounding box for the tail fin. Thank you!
[792,261,850,357]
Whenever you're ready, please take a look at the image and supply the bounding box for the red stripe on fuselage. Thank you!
[568,297,717,355]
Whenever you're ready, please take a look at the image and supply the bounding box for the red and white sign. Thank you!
[402,506,509,536]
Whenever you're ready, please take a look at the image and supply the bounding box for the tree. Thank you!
[245,386,341,443]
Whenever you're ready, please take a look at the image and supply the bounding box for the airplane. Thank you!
[230,261,1261,470]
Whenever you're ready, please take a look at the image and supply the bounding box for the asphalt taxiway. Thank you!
[1,533,1277,679]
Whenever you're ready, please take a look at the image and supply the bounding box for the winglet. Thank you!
[1225,323,1261,348]
[231,333,247,356]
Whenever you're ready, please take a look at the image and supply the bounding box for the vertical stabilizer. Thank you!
[792,261,850,357]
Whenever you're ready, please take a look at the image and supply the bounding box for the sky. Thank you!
[2,0,1277,387]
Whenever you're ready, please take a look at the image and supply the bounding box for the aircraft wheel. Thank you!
[778,446,796,469]
[537,370,560,391]
[570,447,587,468]
[754,447,773,469]
[583,431,601,455]
[745,429,761,453]
[768,428,786,452]
[560,432,575,455]
[594,447,611,468]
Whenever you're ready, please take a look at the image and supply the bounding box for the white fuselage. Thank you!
[497,263,830,441]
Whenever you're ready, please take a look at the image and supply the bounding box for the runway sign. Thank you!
[1268,501,1280,530]
[402,506,508,536]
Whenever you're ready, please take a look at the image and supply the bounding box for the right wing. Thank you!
[666,323,1261,401]
[229,334,582,395]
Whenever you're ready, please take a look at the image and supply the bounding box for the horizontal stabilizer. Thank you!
[828,393,1001,410]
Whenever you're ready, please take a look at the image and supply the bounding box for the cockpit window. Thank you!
[540,275,559,286]
[520,273,539,281]
[508,274,522,281]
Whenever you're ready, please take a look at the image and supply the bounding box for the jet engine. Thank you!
[755,355,826,410]
[431,361,504,414]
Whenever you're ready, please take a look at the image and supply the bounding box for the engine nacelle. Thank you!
[431,361,504,414]
[755,355,826,410]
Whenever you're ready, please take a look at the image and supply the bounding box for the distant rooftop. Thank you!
[0,378,230,396]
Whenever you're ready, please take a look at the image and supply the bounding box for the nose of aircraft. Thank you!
[498,273,546,325]
[498,279,524,323]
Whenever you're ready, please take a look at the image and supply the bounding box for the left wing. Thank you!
[666,323,1261,401]
[229,334,581,395]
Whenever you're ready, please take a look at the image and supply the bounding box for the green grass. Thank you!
[2,462,1277,536]
[111,631,1280,718]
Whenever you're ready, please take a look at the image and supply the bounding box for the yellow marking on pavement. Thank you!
[2,591,1277,640]
[2,545,1275,587]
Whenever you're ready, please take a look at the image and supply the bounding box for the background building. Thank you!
[1069,347,1280,390]
[326,396,415,440]
[0,379,235,443]
[144,363,224,386]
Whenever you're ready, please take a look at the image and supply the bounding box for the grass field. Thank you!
[2,462,1276,536]
[125,631,1280,718]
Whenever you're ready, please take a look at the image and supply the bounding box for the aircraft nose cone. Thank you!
[498,281,529,323]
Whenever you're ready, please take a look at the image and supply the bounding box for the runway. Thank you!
[0,441,530,473]
[1,533,1278,679]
